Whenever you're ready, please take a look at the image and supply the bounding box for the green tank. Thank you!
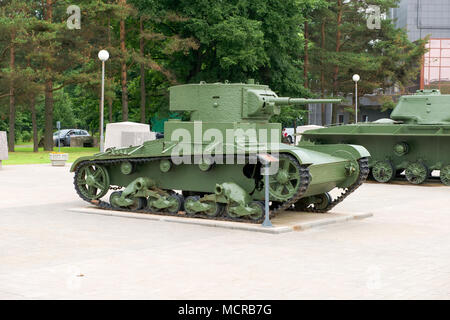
[301,89,450,186]
[71,81,370,222]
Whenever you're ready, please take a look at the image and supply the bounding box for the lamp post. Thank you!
[352,74,360,124]
[98,49,109,152]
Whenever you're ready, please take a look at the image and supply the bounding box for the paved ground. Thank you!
[0,164,449,299]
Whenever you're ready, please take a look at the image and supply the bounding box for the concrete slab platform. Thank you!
[68,206,373,234]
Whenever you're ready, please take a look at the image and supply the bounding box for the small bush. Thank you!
[21,131,32,143]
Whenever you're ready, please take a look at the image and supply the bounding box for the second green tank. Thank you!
[302,89,450,186]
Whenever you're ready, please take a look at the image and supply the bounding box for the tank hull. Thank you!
[71,139,369,222]
[73,143,366,197]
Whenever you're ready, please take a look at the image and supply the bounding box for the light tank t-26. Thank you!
[302,89,450,185]
[71,81,370,222]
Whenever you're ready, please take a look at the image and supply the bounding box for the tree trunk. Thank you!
[108,98,113,123]
[332,0,343,124]
[140,16,146,123]
[8,39,15,152]
[120,0,128,121]
[303,21,309,89]
[31,96,38,152]
[320,20,326,126]
[44,81,54,150]
[107,16,113,123]
[43,0,53,151]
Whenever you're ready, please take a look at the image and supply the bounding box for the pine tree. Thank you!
[0,0,39,151]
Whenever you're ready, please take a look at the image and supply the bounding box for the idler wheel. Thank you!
[440,165,450,186]
[75,163,110,200]
[372,161,395,183]
[268,154,302,201]
[405,162,429,185]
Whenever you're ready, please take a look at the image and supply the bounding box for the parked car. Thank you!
[282,128,294,144]
[53,129,90,147]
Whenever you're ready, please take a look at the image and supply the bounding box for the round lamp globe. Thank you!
[98,50,109,62]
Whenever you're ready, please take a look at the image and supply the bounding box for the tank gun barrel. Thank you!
[267,97,342,105]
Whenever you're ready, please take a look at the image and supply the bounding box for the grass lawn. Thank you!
[3,146,99,165]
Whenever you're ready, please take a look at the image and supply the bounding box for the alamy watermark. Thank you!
[67,5,81,30]
[169,122,281,174]
[367,5,381,30]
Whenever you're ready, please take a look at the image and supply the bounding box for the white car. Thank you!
[283,126,325,144]
[282,128,295,144]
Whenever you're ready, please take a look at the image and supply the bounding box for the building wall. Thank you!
[308,104,391,126]
[308,104,333,126]
[311,1,450,126]
[392,0,450,41]
[423,39,450,93]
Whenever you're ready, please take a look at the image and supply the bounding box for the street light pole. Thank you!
[98,50,109,152]
[355,81,358,123]
[100,60,105,152]
[352,74,360,124]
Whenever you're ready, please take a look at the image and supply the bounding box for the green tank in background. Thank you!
[71,80,370,223]
[301,89,450,186]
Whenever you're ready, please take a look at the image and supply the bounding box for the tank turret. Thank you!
[169,80,341,122]
[391,89,450,124]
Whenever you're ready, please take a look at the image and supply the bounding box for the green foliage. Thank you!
[380,95,397,111]
[0,0,427,141]
[308,0,426,96]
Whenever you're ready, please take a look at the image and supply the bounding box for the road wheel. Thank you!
[248,201,264,221]
[166,194,184,214]
[372,161,395,183]
[440,165,450,186]
[405,162,428,185]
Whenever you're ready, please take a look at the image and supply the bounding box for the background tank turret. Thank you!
[71,81,370,222]
[301,89,450,186]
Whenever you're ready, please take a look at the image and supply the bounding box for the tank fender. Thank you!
[277,148,314,166]
[345,144,371,159]
[70,156,92,172]
[296,144,370,161]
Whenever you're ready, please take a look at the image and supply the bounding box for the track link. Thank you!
[301,157,370,213]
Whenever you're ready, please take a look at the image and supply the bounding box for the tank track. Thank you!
[301,157,370,213]
[73,154,311,224]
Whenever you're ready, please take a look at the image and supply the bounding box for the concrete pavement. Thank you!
[0,164,449,299]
